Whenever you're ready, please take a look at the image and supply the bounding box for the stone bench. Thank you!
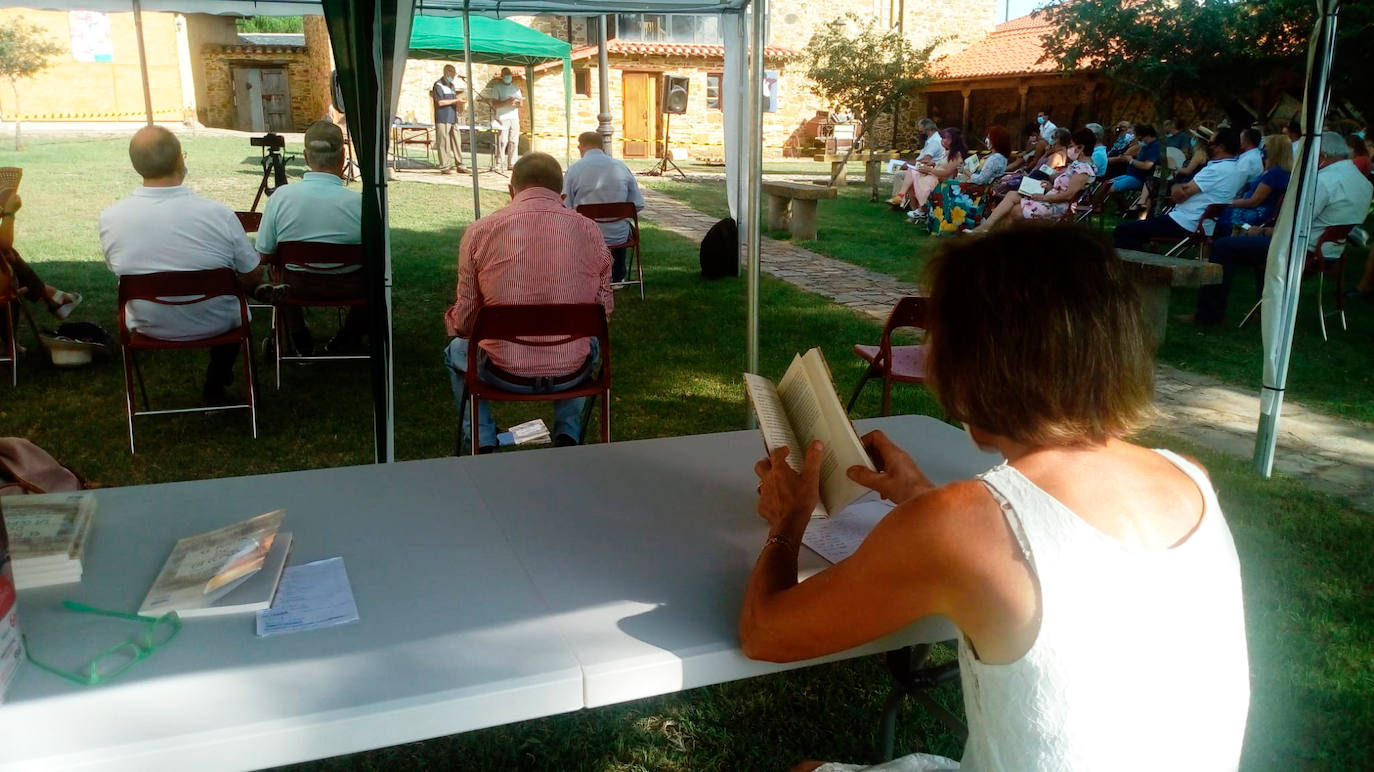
[761,181,838,241]
[1116,248,1223,344]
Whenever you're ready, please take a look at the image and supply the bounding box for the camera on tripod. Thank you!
[250,132,286,150]
[249,132,292,211]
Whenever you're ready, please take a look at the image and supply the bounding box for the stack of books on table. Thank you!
[0,492,96,589]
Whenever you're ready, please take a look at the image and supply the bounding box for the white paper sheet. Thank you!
[802,497,896,564]
[255,557,359,638]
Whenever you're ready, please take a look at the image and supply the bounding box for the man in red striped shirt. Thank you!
[443,152,613,452]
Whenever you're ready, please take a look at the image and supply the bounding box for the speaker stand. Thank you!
[646,112,686,179]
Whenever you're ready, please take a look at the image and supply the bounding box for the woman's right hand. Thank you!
[846,430,935,504]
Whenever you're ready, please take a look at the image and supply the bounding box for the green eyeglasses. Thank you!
[24,601,181,686]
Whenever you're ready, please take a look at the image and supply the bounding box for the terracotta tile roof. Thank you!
[540,39,795,70]
[935,11,1082,80]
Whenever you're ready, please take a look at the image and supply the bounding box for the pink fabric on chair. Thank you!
[853,343,929,381]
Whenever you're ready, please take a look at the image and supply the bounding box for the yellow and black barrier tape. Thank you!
[12,108,185,120]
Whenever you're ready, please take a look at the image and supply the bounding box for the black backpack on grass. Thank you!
[699,217,739,280]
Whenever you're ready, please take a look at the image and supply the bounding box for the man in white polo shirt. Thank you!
[1235,127,1264,187]
[481,67,523,172]
[100,125,259,406]
[563,131,644,284]
[255,120,366,355]
[1113,127,1247,251]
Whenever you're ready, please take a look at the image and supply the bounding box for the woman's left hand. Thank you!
[754,442,824,537]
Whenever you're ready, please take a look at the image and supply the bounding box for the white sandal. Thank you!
[50,291,82,320]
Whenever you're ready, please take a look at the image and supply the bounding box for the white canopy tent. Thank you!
[1,0,765,464]
[1254,0,1344,477]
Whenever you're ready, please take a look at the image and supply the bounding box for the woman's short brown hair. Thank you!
[921,223,1154,446]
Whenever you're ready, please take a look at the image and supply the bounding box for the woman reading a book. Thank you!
[740,225,1249,771]
[968,129,1098,234]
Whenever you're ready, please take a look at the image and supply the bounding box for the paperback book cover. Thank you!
[140,510,288,617]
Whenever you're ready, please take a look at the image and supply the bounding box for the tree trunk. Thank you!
[10,82,21,152]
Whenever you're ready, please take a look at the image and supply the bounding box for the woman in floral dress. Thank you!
[970,128,1097,234]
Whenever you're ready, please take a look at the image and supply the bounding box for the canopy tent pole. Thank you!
[1253,0,1341,477]
[744,0,765,429]
[463,3,481,219]
[597,15,612,152]
[561,49,571,164]
[524,63,535,158]
[323,0,412,464]
[131,0,154,124]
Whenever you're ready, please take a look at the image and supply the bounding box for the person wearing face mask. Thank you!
[1036,108,1058,144]
[481,67,524,173]
[100,126,260,406]
[431,64,468,175]
[1109,124,1160,194]
[970,128,1097,232]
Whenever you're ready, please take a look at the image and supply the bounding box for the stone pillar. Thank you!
[831,160,847,187]
[766,194,790,232]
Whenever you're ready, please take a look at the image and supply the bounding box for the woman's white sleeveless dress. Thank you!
[818,451,1250,772]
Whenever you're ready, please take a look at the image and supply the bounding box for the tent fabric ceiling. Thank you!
[1,1,749,14]
[409,14,568,65]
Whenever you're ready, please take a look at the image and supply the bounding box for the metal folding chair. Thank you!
[117,268,257,453]
[846,296,930,416]
[456,303,611,456]
[266,241,369,388]
[1239,224,1355,339]
[577,203,644,299]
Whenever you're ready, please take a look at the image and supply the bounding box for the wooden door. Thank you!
[622,72,658,158]
[260,69,292,132]
[232,68,265,131]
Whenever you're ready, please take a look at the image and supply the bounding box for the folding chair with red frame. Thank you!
[235,211,262,234]
[845,296,930,416]
[456,303,611,456]
[576,203,643,299]
[1238,224,1355,340]
[1149,202,1229,259]
[266,241,368,388]
[0,254,41,387]
[117,268,257,453]
[1074,180,1115,228]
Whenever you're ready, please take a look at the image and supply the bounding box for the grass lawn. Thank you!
[645,176,1374,425]
[1,134,1370,770]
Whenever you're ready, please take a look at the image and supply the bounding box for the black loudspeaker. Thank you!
[330,70,345,113]
[662,75,689,115]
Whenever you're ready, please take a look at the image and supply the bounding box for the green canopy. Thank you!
[410,14,570,64]
[410,14,572,164]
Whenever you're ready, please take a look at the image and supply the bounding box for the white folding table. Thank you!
[464,414,1000,708]
[1,414,1000,770]
[1,462,583,772]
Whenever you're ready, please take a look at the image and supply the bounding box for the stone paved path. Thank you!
[639,187,1374,511]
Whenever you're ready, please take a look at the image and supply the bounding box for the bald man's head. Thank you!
[510,152,563,194]
[129,126,184,181]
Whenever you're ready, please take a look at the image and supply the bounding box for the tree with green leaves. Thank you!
[804,14,935,193]
[1039,0,1373,125]
[236,16,305,34]
[0,22,63,151]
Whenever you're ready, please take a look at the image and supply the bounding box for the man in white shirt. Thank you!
[1113,127,1247,251]
[888,118,943,204]
[1037,109,1058,144]
[1235,128,1264,186]
[254,120,366,355]
[563,131,644,284]
[481,67,523,172]
[100,126,260,404]
[1188,131,1373,324]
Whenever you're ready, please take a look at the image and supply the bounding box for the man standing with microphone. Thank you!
[482,67,523,173]
[431,65,468,175]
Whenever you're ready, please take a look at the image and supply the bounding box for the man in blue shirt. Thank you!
[255,120,366,355]
[431,65,468,174]
[1109,124,1160,194]
[563,131,644,284]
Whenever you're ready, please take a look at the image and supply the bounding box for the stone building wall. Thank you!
[202,46,319,131]
[184,14,239,126]
[299,16,335,123]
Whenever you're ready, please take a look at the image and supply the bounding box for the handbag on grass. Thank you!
[0,438,88,496]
